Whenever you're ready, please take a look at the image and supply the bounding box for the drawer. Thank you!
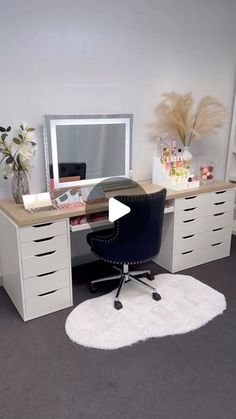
[174,216,204,238]
[207,199,235,215]
[174,232,204,255]
[205,226,232,247]
[175,194,204,210]
[173,248,203,272]
[175,206,204,222]
[20,220,67,243]
[206,189,235,205]
[24,269,71,298]
[21,234,68,258]
[22,249,70,278]
[25,287,72,320]
[206,211,234,231]
[204,239,231,264]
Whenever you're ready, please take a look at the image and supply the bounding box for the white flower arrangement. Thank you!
[0,122,36,178]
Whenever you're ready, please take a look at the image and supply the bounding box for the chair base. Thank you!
[90,264,161,309]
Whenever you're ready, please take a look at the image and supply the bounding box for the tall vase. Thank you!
[182,146,193,161]
[11,170,30,204]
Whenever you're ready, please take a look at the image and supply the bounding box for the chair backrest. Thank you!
[113,189,167,262]
[49,162,86,180]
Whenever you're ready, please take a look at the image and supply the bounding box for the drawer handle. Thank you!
[215,191,226,195]
[182,234,195,239]
[34,236,54,243]
[185,196,197,200]
[38,290,57,297]
[182,250,194,255]
[211,242,222,247]
[37,271,56,277]
[214,201,225,206]
[212,227,223,232]
[33,223,53,228]
[35,251,56,257]
[213,212,224,217]
[184,207,196,212]
[183,219,195,223]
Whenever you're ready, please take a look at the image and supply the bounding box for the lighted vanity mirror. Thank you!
[43,114,133,190]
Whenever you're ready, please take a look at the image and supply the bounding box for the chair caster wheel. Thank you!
[152,292,161,301]
[147,273,155,281]
[90,283,98,293]
[114,300,123,310]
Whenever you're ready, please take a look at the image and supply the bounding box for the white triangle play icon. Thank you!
[109,198,131,222]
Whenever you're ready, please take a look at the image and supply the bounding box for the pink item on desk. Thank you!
[56,202,85,209]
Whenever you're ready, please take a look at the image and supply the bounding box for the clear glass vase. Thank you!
[11,170,29,204]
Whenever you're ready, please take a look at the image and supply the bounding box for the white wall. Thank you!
[0,0,236,199]
[0,0,236,278]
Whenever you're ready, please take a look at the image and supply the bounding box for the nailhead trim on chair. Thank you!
[90,189,166,265]
[91,249,153,265]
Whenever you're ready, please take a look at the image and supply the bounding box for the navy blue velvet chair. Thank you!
[87,189,167,310]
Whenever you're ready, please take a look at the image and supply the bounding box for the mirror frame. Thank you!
[43,114,133,190]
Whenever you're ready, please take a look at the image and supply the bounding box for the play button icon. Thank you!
[108,197,131,222]
[84,176,148,233]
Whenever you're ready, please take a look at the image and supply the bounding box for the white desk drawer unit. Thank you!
[173,196,205,271]
[21,234,68,258]
[174,216,205,238]
[19,220,67,243]
[173,249,203,272]
[0,217,73,322]
[18,220,72,320]
[156,188,235,272]
[22,248,70,278]
[205,226,232,246]
[174,232,204,255]
[24,268,71,299]
[206,189,235,205]
[175,194,204,210]
[25,287,71,321]
[204,191,234,264]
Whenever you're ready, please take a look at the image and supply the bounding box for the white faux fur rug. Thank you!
[65,274,226,350]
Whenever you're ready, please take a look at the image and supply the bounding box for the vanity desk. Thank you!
[0,180,235,321]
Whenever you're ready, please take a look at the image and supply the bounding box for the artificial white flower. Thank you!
[18,142,34,161]
[3,163,14,177]
[21,122,28,130]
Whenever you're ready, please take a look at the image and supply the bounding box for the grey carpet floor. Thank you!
[0,237,236,419]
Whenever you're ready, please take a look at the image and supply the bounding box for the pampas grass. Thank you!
[152,92,227,146]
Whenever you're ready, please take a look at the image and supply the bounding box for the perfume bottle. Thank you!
[171,138,177,156]
[160,148,167,164]
[177,149,183,168]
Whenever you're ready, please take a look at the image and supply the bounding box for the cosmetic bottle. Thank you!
[160,148,167,164]
[171,139,177,156]
[176,149,182,167]
[165,157,170,173]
